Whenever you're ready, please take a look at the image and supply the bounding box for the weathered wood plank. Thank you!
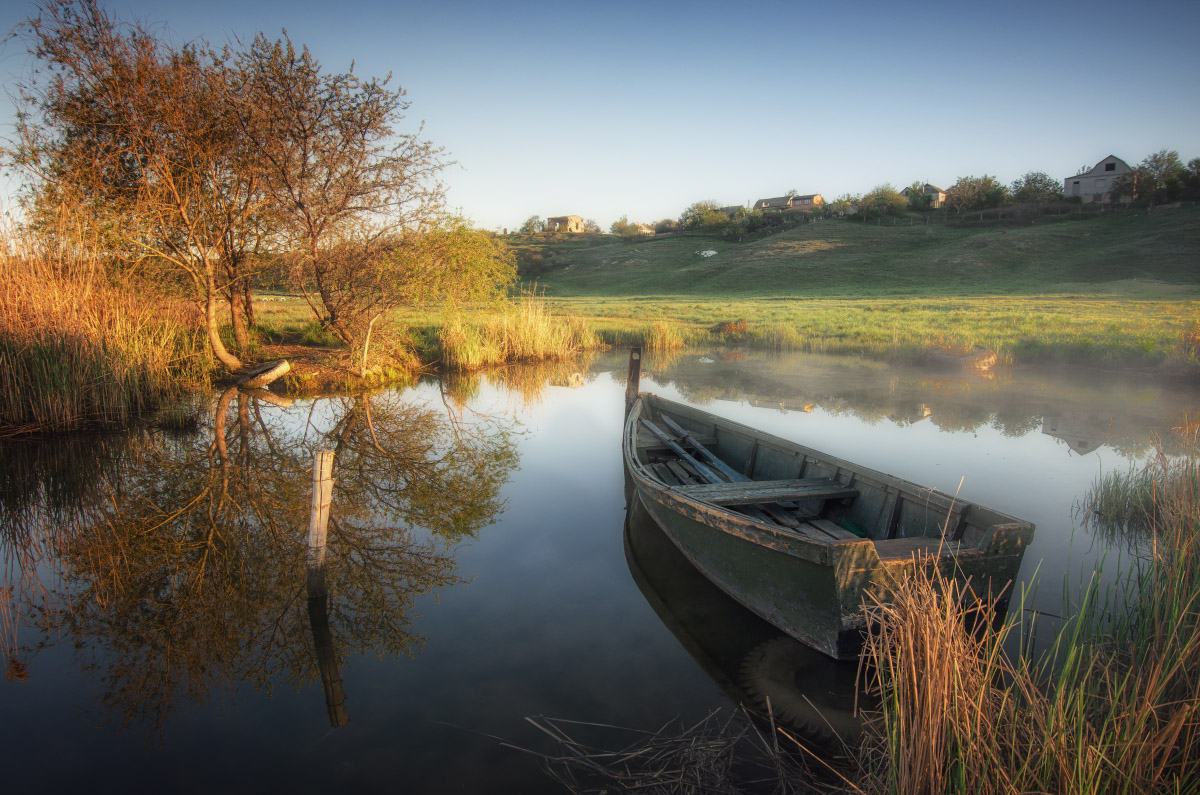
[674,478,859,506]
[640,419,723,483]
[873,536,963,561]
[665,460,696,485]
[660,414,748,483]
[652,462,683,486]
[808,518,861,541]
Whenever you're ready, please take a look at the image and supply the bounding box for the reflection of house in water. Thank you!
[749,398,813,413]
[889,401,933,426]
[1041,415,1114,456]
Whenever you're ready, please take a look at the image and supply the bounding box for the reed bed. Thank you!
[645,320,685,353]
[0,226,209,433]
[859,424,1200,794]
[438,293,601,371]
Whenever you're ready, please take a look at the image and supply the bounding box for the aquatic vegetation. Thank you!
[0,225,210,433]
[860,424,1200,794]
[644,320,685,353]
[438,292,601,370]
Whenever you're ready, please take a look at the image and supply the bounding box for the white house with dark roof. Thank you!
[1064,156,1132,204]
[754,194,824,212]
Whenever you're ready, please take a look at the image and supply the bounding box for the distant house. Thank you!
[718,205,744,216]
[900,183,947,209]
[546,215,585,233]
[754,194,824,212]
[633,222,655,236]
[1064,156,1132,204]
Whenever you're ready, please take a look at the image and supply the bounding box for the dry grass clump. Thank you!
[438,293,600,371]
[711,319,748,336]
[0,225,208,433]
[645,320,685,353]
[860,424,1200,794]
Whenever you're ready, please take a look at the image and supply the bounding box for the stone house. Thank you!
[546,215,585,233]
[1064,156,1132,204]
[754,194,824,212]
[900,183,947,209]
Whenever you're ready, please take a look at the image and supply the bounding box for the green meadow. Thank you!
[240,208,1200,374]
[510,207,1200,369]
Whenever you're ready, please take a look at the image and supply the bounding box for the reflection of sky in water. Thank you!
[2,351,1192,792]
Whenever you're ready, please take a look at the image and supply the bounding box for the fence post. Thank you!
[306,450,335,596]
[625,346,642,417]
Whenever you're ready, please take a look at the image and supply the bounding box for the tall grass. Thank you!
[438,292,601,371]
[0,223,209,433]
[859,424,1200,794]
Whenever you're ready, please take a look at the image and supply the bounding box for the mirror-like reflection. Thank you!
[1,348,1194,792]
[598,348,1197,460]
[624,492,868,750]
[1,386,518,737]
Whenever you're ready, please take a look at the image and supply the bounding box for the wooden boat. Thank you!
[623,392,1035,660]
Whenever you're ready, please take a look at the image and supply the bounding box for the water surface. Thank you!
[2,349,1193,792]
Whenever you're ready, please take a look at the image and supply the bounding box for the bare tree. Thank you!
[11,0,269,371]
[234,35,448,354]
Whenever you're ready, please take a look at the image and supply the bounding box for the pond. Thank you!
[2,349,1195,793]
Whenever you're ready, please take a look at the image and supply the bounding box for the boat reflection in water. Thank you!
[624,495,869,750]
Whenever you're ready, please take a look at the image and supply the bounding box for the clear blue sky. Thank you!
[2,0,1198,231]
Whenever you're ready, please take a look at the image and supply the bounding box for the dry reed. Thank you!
[859,423,1200,794]
[0,222,208,432]
[644,320,685,353]
[438,292,601,371]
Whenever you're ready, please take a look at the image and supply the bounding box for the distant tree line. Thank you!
[1109,150,1200,205]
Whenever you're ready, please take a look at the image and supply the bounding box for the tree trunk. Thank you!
[206,268,243,371]
[243,276,255,331]
[229,282,250,353]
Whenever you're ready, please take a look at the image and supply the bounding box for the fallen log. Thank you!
[237,359,291,389]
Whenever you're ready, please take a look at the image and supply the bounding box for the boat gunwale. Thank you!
[624,393,1034,557]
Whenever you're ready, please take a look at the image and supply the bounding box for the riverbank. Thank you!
[6,207,1198,435]
[255,290,1200,377]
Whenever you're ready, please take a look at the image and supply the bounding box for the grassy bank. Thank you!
[0,229,210,434]
[251,290,1200,374]
[859,425,1200,793]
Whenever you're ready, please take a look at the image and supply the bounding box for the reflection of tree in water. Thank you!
[441,355,598,412]
[1,387,518,737]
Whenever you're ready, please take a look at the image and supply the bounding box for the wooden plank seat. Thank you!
[873,536,967,561]
[672,477,858,506]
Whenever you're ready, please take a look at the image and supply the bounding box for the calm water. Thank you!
[2,349,1195,792]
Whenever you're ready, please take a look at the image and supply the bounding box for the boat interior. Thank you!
[632,397,1000,559]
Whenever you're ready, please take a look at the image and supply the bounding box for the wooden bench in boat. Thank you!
[672,478,859,506]
[873,536,970,561]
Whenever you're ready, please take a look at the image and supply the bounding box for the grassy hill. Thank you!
[525,206,1200,298]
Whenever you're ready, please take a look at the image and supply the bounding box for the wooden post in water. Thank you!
[308,592,349,727]
[306,450,335,596]
[625,346,642,416]
[304,449,348,727]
